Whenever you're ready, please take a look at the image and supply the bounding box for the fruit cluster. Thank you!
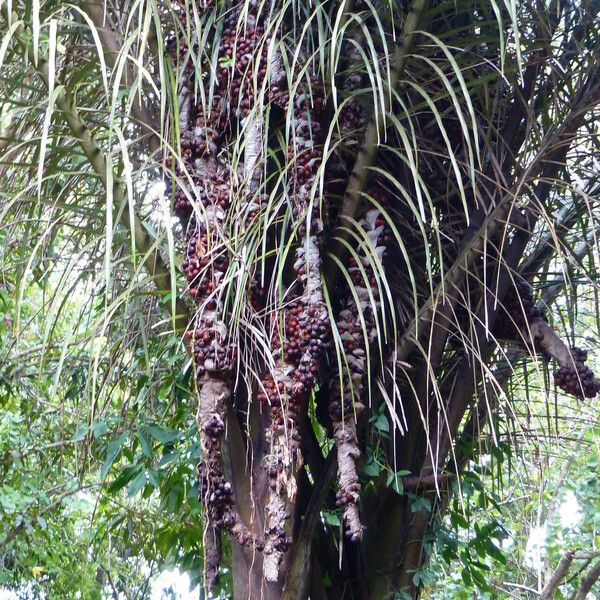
[166,20,270,219]
[165,108,225,219]
[182,217,234,376]
[490,280,599,400]
[183,222,222,299]
[260,302,331,559]
[219,24,271,119]
[197,460,232,519]
[494,279,546,344]
[164,124,222,215]
[197,438,263,549]
[260,73,333,567]
[338,39,364,146]
[165,37,198,72]
[554,347,600,399]
[277,80,326,205]
[166,7,274,553]
[259,75,330,419]
[259,302,330,459]
[339,98,363,142]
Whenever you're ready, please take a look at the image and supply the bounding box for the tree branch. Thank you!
[402,473,452,491]
[541,550,576,599]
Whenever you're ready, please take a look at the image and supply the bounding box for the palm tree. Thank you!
[1,0,600,598]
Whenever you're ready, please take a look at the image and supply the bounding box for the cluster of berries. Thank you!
[260,75,330,429]
[275,79,326,200]
[259,76,331,561]
[554,347,600,399]
[490,281,599,400]
[165,131,229,214]
[182,219,234,376]
[219,24,272,118]
[165,37,198,72]
[197,461,232,512]
[197,449,261,550]
[334,477,362,533]
[265,524,290,552]
[259,301,330,433]
[195,406,236,535]
[165,9,251,545]
[167,18,272,218]
[494,279,546,344]
[339,98,363,143]
[182,223,223,301]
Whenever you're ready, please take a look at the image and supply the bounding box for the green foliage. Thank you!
[423,366,600,599]
[0,278,215,596]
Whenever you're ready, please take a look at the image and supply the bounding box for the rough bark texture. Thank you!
[328,206,390,541]
[332,417,363,538]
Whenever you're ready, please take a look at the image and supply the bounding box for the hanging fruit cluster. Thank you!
[338,36,365,148]
[166,13,272,219]
[554,347,600,399]
[329,195,391,542]
[164,87,222,219]
[258,301,329,438]
[179,162,251,549]
[260,75,334,578]
[220,22,271,119]
[171,60,232,548]
[493,279,546,343]
[183,223,233,374]
[166,6,276,558]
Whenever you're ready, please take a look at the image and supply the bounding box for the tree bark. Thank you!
[541,550,576,599]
